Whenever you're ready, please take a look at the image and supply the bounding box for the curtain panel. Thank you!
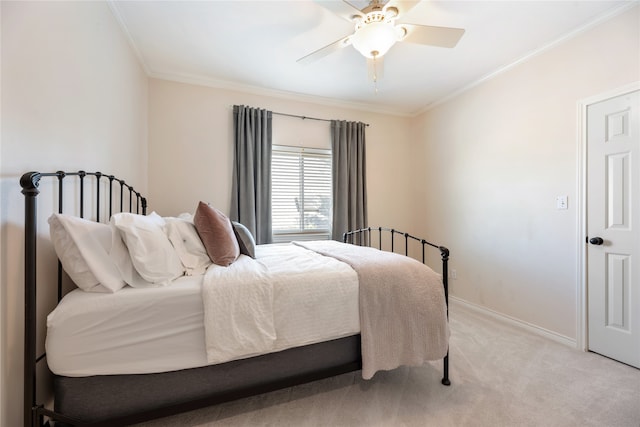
[230,105,273,244]
[331,120,368,241]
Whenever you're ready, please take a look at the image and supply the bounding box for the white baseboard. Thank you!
[450,296,577,348]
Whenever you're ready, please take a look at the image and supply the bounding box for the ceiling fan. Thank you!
[298,0,465,85]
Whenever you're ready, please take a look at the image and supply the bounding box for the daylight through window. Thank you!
[271,145,332,242]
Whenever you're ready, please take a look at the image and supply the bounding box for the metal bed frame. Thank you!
[20,170,451,427]
[21,171,146,427]
[342,226,451,388]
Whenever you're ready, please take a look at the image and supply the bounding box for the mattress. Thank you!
[46,243,360,377]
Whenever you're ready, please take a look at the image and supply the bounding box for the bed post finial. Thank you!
[20,172,42,195]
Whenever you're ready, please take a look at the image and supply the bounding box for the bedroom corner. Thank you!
[1,2,148,425]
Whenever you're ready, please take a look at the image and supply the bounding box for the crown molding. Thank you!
[107,0,411,118]
[413,2,639,117]
[107,0,637,119]
[147,69,413,118]
[106,0,151,75]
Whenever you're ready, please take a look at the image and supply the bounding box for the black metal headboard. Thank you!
[20,171,147,427]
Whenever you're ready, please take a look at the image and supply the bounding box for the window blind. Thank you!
[271,145,332,242]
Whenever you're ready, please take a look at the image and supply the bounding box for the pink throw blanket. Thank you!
[295,241,450,379]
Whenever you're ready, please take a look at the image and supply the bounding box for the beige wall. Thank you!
[0,2,148,425]
[148,78,415,233]
[2,1,638,425]
[411,5,640,340]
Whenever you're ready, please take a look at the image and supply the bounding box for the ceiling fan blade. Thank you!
[297,35,353,65]
[399,24,465,48]
[313,0,364,21]
[384,0,420,17]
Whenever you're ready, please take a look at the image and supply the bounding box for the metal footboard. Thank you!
[343,226,451,386]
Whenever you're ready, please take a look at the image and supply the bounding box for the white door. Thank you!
[587,89,639,368]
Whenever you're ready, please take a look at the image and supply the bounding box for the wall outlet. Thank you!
[450,269,457,279]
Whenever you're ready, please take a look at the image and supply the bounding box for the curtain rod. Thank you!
[272,111,370,127]
[231,105,370,127]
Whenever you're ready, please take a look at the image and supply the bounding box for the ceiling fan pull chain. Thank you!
[372,51,379,94]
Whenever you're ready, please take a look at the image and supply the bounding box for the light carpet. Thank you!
[137,302,640,427]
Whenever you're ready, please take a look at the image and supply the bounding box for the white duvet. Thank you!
[202,254,275,363]
[46,243,359,377]
[202,243,359,364]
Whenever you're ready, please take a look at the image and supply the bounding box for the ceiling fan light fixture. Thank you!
[351,19,400,59]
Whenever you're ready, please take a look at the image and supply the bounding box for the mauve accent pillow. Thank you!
[193,202,240,267]
[232,221,256,259]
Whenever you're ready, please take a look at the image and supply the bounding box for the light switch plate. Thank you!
[556,195,568,210]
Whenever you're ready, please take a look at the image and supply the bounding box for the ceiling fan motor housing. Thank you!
[351,8,402,58]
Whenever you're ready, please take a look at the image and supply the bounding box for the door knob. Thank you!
[589,237,604,245]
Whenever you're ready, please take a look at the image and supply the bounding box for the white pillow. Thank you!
[164,217,212,276]
[48,214,124,293]
[109,223,154,289]
[111,212,184,285]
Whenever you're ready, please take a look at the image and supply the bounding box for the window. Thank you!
[271,145,332,242]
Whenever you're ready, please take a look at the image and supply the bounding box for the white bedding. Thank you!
[202,243,360,364]
[46,243,359,377]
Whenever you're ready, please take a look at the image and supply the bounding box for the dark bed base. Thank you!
[21,171,451,427]
[54,335,361,426]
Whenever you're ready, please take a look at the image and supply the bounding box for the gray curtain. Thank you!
[331,120,368,241]
[230,105,273,244]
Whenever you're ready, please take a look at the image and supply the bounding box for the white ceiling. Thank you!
[109,0,634,115]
